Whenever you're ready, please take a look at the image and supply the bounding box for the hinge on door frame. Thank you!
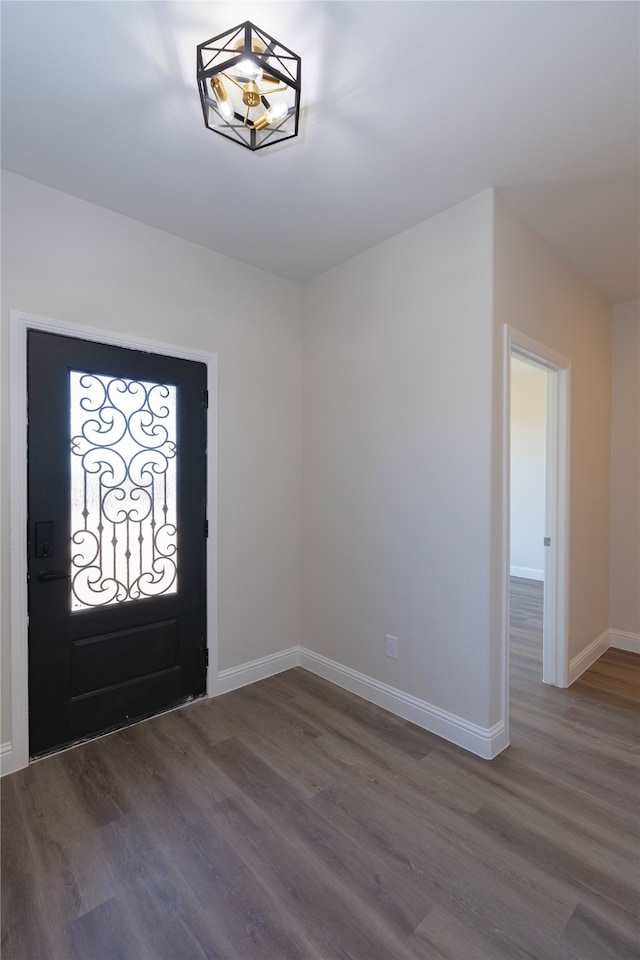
[204,519,209,538]
[202,389,209,409]
[204,647,209,668]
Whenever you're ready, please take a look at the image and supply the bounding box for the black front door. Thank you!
[27,331,208,757]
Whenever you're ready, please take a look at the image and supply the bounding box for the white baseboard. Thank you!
[510,566,544,581]
[216,646,299,695]
[0,741,21,778]
[609,630,640,654]
[298,647,506,759]
[2,643,512,777]
[568,630,610,685]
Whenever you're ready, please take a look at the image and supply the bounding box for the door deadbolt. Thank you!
[35,521,55,559]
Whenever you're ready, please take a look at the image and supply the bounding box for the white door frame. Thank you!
[502,325,570,742]
[4,309,218,776]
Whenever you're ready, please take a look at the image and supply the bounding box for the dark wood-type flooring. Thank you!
[2,578,639,959]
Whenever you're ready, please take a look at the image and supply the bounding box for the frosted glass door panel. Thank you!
[70,372,178,610]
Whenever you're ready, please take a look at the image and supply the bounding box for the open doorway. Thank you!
[509,358,547,689]
[502,326,570,746]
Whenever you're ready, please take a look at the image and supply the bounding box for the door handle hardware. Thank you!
[37,570,71,583]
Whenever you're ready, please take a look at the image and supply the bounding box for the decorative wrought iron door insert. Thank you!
[70,372,178,609]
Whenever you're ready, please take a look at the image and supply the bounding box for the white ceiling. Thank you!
[2,1,638,302]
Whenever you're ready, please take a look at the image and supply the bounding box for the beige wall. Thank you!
[302,192,495,728]
[493,197,612,679]
[1,176,621,760]
[303,193,613,740]
[1,171,303,747]
[610,299,640,638]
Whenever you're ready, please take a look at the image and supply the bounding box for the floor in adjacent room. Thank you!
[2,579,638,959]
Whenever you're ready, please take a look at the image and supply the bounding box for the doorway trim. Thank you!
[502,325,570,745]
[5,309,218,776]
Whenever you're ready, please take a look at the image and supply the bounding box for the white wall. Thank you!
[302,192,495,731]
[610,299,640,642]
[493,197,612,680]
[0,171,302,748]
[510,359,546,580]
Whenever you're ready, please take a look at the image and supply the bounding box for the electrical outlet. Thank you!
[385,635,398,659]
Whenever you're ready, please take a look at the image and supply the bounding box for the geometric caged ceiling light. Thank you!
[197,21,301,152]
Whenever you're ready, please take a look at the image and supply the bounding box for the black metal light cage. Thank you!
[197,21,301,152]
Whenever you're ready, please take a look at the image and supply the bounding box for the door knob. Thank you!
[36,570,71,583]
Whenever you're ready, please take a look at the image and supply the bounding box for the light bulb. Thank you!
[218,99,233,121]
[236,58,262,82]
[266,101,288,123]
[253,100,290,131]
[210,75,233,122]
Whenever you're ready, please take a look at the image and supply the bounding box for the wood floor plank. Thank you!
[561,900,640,960]
[472,798,637,915]
[105,808,304,960]
[1,754,117,949]
[271,667,439,759]
[406,904,519,960]
[207,736,424,954]
[307,726,485,817]
[94,811,231,960]
[206,792,414,960]
[310,775,578,952]
[420,747,639,865]
[66,897,149,960]
[58,735,131,828]
[1,775,63,960]
[2,577,638,959]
